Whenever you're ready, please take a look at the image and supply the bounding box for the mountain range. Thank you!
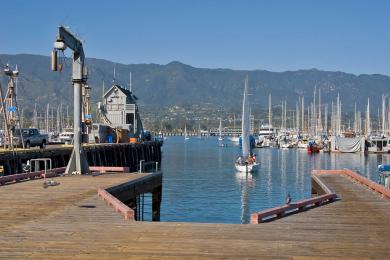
[0,54,389,117]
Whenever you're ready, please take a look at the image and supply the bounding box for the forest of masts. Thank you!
[16,103,72,134]
[10,88,390,138]
[277,87,390,138]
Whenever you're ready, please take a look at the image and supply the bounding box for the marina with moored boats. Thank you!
[0,8,389,259]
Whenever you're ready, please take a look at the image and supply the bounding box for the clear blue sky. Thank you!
[1,0,390,75]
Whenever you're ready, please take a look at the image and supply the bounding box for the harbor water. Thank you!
[160,136,388,224]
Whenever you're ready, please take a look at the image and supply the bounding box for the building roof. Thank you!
[104,84,138,101]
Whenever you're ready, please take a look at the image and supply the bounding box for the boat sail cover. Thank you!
[334,136,364,152]
[241,77,250,158]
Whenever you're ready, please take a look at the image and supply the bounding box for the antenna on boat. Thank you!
[129,71,132,92]
[102,80,105,98]
[113,65,116,85]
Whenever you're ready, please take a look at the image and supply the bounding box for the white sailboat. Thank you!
[218,118,224,141]
[184,125,189,140]
[229,113,240,143]
[235,76,259,173]
[218,118,227,147]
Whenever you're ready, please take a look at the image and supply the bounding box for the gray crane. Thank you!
[52,26,89,174]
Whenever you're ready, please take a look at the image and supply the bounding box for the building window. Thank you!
[126,113,134,125]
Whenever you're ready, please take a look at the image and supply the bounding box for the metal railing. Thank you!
[139,160,159,173]
[0,167,66,185]
[30,158,52,174]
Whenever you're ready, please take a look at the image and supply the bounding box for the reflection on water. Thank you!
[160,136,388,224]
[235,171,254,224]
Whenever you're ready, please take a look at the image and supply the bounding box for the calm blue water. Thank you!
[160,136,389,224]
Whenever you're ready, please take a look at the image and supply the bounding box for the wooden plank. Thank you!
[0,171,388,259]
[314,169,390,198]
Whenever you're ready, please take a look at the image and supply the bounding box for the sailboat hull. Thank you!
[229,136,240,143]
[235,162,259,173]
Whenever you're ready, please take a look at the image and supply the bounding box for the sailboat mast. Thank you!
[219,118,222,137]
[46,103,50,133]
[301,96,304,133]
[268,93,272,136]
[382,95,386,135]
[242,76,250,158]
[296,100,299,133]
[233,113,236,130]
[324,104,328,134]
[354,102,357,132]
[318,88,322,134]
[313,86,317,136]
[129,71,132,92]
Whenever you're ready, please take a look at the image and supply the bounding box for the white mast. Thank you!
[324,104,328,135]
[301,96,304,133]
[281,100,284,131]
[307,104,310,136]
[366,97,371,136]
[129,71,132,92]
[233,113,236,131]
[354,102,357,132]
[66,105,69,128]
[102,80,105,98]
[382,95,386,135]
[313,85,317,136]
[296,100,299,133]
[336,93,340,136]
[284,100,287,131]
[219,118,222,138]
[46,103,50,133]
[113,65,116,84]
[318,88,322,134]
[268,93,272,127]
[241,76,250,158]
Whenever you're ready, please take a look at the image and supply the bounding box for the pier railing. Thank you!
[0,167,66,185]
[250,193,337,224]
[97,188,135,221]
[90,166,130,173]
[313,169,390,199]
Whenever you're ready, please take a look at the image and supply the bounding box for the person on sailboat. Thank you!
[249,154,256,163]
[237,156,245,166]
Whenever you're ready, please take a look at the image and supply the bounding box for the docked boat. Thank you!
[59,128,74,145]
[256,136,270,148]
[235,76,259,173]
[297,140,308,149]
[256,124,276,148]
[378,164,390,188]
[366,135,390,153]
[184,125,189,141]
[218,118,224,142]
[229,113,240,144]
[230,136,240,143]
[307,140,320,153]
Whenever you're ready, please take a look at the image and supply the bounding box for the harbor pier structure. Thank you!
[0,166,388,258]
[0,141,162,176]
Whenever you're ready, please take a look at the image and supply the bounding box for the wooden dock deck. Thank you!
[0,171,389,259]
